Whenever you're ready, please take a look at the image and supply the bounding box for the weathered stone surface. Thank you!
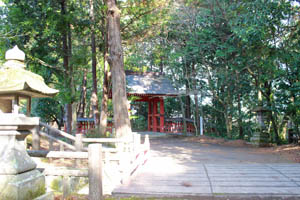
[34,192,54,200]
[0,46,58,98]
[0,114,39,126]
[0,147,37,175]
[0,169,45,200]
[0,99,12,113]
[250,131,269,147]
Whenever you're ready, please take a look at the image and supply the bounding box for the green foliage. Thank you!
[1,0,299,144]
[124,0,300,143]
[85,128,112,138]
[32,97,64,126]
[85,128,116,148]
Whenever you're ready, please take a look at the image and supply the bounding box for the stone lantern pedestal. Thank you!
[0,114,52,200]
[250,107,270,147]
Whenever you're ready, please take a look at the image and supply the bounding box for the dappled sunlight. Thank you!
[145,155,188,174]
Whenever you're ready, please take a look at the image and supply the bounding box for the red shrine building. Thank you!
[75,71,195,134]
[126,71,179,132]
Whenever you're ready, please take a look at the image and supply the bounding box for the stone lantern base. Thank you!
[250,131,269,147]
[0,170,47,200]
[0,115,53,200]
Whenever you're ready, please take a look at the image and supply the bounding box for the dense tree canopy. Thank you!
[0,0,299,143]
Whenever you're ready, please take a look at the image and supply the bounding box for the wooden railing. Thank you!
[29,122,150,198]
[28,144,103,199]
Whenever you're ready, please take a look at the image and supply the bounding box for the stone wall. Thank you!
[0,99,12,113]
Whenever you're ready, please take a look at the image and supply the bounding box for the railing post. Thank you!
[88,144,103,200]
[62,176,69,199]
[32,125,40,150]
[133,133,141,152]
[60,143,65,162]
[144,134,150,150]
[49,138,54,163]
[75,134,83,166]
[75,134,83,151]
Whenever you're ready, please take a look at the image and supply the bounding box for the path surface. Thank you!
[113,136,300,198]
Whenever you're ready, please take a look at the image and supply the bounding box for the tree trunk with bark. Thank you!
[179,96,187,135]
[78,69,87,118]
[106,0,132,138]
[236,71,243,139]
[90,0,100,127]
[185,81,191,119]
[99,56,110,135]
[192,64,200,135]
[61,0,72,134]
[99,11,110,136]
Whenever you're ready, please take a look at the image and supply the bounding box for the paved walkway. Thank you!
[113,137,300,198]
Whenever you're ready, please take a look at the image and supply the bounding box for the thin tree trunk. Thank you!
[179,96,187,135]
[185,82,191,119]
[192,64,199,135]
[68,23,76,134]
[61,0,72,134]
[106,0,132,138]
[225,90,233,138]
[236,71,243,139]
[90,0,100,127]
[194,94,199,135]
[237,92,243,139]
[78,69,87,118]
[224,112,232,138]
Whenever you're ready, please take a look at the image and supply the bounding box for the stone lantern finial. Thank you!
[3,45,26,69]
[5,45,25,61]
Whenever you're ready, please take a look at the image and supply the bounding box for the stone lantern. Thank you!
[0,46,58,199]
[250,106,270,147]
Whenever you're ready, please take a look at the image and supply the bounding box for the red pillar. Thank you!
[148,100,152,131]
[159,97,164,132]
[153,98,158,132]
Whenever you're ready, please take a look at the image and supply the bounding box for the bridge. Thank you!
[113,136,300,199]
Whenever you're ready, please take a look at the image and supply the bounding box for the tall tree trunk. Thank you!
[78,69,87,118]
[179,96,187,135]
[185,95,191,119]
[192,64,199,135]
[90,0,100,127]
[99,56,110,135]
[106,0,132,138]
[194,94,199,135]
[61,0,72,134]
[237,92,243,139]
[224,112,232,138]
[225,90,233,138]
[68,22,76,134]
[99,11,110,136]
[265,82,279,144]
[185,81,191,119]
[236,71,243,139]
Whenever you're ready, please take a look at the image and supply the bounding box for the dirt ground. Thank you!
[145,135,300,164]
[184,135,300,163]
[37,134,300,166]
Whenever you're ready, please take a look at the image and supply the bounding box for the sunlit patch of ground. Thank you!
[185,135,300,163]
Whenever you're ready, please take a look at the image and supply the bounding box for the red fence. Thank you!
[164,118,195,134]
[66,118,195,134]
[64,118,113,134]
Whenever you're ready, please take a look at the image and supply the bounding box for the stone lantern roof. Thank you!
[0,46,59,97]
